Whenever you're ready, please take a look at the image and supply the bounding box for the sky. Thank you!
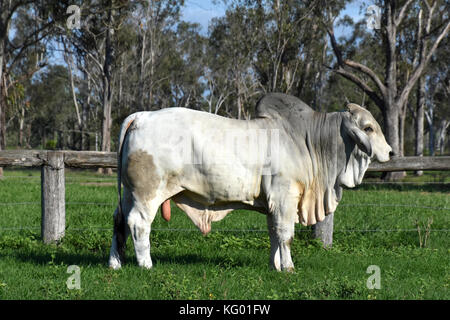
[182,0,227,33]
[182,0,369,36]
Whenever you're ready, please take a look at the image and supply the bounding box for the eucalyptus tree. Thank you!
[59,0,145,173]
[127,0,185,111]
[324,0,450,179]
[208,5,261,119]
[0,0,70,175]
[25,65,73,148]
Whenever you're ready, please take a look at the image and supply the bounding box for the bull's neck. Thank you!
[307,111,352,192]
[312,111,371,188]
[308,111,343,161]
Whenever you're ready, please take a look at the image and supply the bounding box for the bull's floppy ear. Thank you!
[343,117,372,156]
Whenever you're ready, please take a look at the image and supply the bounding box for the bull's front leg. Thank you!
[267,214,281,271]
[266,197,297,272]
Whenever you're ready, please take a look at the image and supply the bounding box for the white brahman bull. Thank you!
[108,93,392,271]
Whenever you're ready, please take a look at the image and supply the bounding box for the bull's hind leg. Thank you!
[127,199,160,269]
[109,188,132,269]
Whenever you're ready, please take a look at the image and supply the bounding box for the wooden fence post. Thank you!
[41,151,65,244]
[312,212,334,248]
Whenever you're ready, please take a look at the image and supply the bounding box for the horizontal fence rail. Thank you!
[0,150,449,245]
[0,150,117,168]
[366,156,450,172]
[0,150,449,171]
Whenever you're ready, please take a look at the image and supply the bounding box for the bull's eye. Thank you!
[364,126,373,133]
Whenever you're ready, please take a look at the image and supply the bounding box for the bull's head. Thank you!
[343,103,392,163]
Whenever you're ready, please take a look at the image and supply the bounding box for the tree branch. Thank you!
[343,59,387,98]
[398,19,450,105]
[6,0,36,24]
[327,65,385,110]
[5,62,46,90]
[395,0,415,26]
[325,25,343,66]
[326,20,387,100]
[7,18,55,71]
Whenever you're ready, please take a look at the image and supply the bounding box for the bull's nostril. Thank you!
[389,151,394,157]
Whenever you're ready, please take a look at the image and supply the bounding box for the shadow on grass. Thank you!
[152,252,256,269]
[2,248,256,269]
[2,250,108,267]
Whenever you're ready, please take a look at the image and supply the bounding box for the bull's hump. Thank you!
[255,93,313,119]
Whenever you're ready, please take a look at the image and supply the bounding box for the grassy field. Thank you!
[0,168,448,300]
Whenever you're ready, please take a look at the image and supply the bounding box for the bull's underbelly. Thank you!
[178,164,263,204]
[171,188,266,235]
[170,164,266,235]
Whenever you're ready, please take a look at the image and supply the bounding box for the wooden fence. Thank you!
[0,150,449,244]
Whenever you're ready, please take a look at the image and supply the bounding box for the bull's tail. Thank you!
[115,113,139,259]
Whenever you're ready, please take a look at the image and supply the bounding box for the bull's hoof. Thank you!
[271,264,295,272]
[283,266,295,273]
[270,262,281,272]
[138,259,153,269]
[108,258,122,270]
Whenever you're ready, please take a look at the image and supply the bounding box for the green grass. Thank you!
[0,169,448,300]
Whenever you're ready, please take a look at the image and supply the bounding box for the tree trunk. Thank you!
[99,73,113,175]
[0,15,8,177]
[0,33,5,178]
[18,105,25,147]
[429,124,435,156]
[98,1,114,174]
[0,42,3,86]
[415,76,425,175]
[237,81,242,120]
[0,80,5,152]
[436,120,449,154]
[138,32,146,111]
[382,3,405,180]
[118,58,123,117]
[42,126,47,150]
[99,7,114,175]
[25,123,31,148]
[385,104,399,150]
[425,105,435,156]
[57,130,63,149]
[0,74,5,177]
[399,103,406,156]
[383,103,406,180]
[82,72,91,150]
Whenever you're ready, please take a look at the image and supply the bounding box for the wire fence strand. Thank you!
[0,226,449,233]
[0,201,448,211]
